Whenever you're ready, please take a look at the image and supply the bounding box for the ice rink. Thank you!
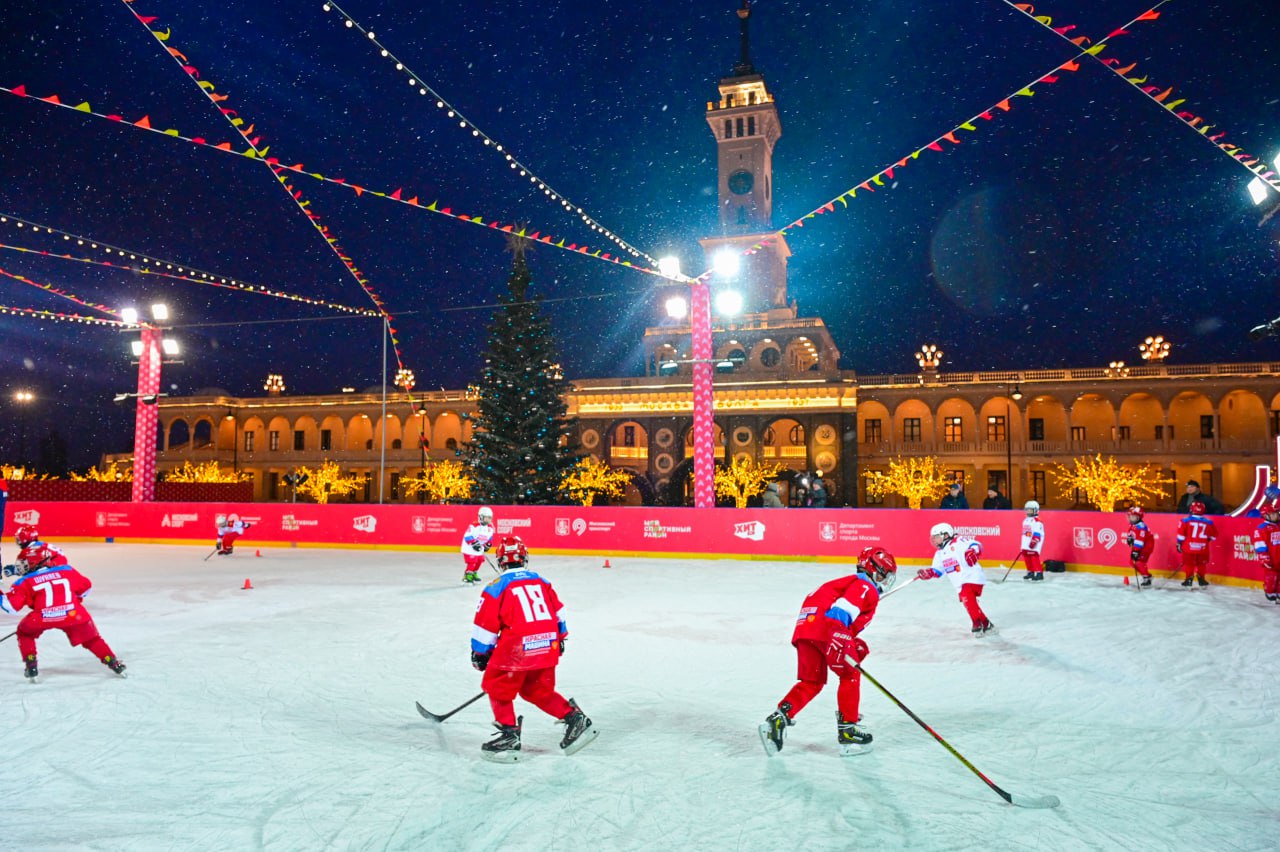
[1,542,1275,851]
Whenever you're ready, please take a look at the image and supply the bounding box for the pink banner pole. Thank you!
[131,327,161,502]
[690,281,715,508]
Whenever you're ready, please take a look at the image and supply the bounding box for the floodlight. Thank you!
[714,289,743,316]
[665,295,689,319]
[713,249,740,278]
[150,303,169,321]
[161,338,180,356]
[131,340,144,357]
[121,307,139,325]
[658,255,682,279]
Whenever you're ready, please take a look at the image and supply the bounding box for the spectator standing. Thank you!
[808,474,828,508]
[983,487,1012,510]
[762,482,784,508]
[1176,480,1225,515]
[939,482,969,510]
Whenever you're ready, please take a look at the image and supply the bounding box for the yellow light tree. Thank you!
[558,457,633,507]
[70,461,133,482]
[863,456,952,509]
[1054,454,1174,511]
[403,460,477,504]
[714,456,784,509]
[161,460,252,483]
[294,460,364,504]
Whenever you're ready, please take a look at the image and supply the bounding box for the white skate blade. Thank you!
[562,726,599,756]
[758,723,782,757]
[480,749,522,764]
[840,742,872,757]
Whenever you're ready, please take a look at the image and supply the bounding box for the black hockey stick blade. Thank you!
[1009,792,1062,809]
[416,691,485,723]
[202,547,220,561]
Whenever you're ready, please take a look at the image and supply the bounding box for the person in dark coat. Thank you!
[939,482,969,509]
[983,487,1011,510]
[1176,480,1225,515]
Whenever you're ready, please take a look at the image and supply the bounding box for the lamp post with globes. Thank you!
[123,304,179,502]
[1140,335,1170,363]
[658,252,741,508]
[13,389,34,470]
[1007,384,1022,504]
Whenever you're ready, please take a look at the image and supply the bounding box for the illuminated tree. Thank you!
[559,457,633,507]
[1054,454,1174,511]
[294,460,364,505]
[403,460,476,504]
[161,460,251,483]
[863,456,952,509]
[714,456,784,509]
[70,461,133,482]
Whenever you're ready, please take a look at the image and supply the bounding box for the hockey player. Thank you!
[1,542,126,682]
[6,525,69,574]
[1020,500,1046,582]
[916,522,994,635]
[460,506,496,584]
[214,513,251,556]
[1175,501,1217,587]
[470,535,595,762]
[759,546,898,758]
[1251,500,1280,603]
[1125,505,1155,586]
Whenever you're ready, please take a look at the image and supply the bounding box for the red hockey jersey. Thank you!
[1176,515,1217,552]
[1252,521,1280,569]
[791,573,879,646]
[471,569,567,671]
[2,563,94,627]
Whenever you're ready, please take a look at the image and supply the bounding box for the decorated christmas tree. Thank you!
[467,238,580,503]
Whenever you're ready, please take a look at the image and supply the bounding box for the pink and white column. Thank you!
[690,281,715,509]
[131,327,161,502]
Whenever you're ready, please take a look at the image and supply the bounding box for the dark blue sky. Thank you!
[1,0,1278,466]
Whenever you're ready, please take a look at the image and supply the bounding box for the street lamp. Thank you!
[416,404,428,503]
[1246,150,1280,225]
[123,304,179,502]
[13,390,34,468]
[1140,335,1170,362]
[1006,384,1022,504]
[264,373,286,395]
[224,411,237,473]
[1106,360,1129,378]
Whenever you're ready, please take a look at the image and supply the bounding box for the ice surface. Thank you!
[1,545,1275,851]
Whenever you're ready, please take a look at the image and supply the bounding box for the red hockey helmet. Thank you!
[17,543,54,573]
[1127,505,1145,521]
[14,524,40,549]
[858,546,898,590]
[1190,501,1206,515]
[496,535,528,569]
[1263,501,1280,521]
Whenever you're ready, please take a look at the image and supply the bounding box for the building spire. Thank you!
[733,0,755,76]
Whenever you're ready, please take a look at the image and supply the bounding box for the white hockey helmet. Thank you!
[215,514,227,527]
[477,506,494,524]
[929,522,955,547]
[1024,500,1040,516]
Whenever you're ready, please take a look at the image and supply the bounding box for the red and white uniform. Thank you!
[1020,516,1045,573]
[1126,520,1155,576]
[460,522,495,574]
[1176,513,1217,578]
[216,518,248,553]
[2,562,118,664]
[1251,520,1280,598]
[927,536,991,630]
[471,569,572,726]
[776,572,880,723]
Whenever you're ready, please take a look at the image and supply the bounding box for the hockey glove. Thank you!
[1,564,18,578]
[1175,542,1183,554]
[825,631,851,669]
[1130,549,1143,563]
[558,637,567,655]
[964,548,980,567]
[1125,533,1135,547]
[916,568,936,581]
[470,650,491,672]
[470,543,484,554]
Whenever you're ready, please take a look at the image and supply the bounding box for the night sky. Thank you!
[1,0,1278,468]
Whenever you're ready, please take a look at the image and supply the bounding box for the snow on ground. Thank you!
[1,543,1276,851]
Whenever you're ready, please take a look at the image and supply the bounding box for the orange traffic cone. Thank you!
[1123,575,1130,586]
[255,549,262,558]
[242,578,253,590]
[603,558,612,569]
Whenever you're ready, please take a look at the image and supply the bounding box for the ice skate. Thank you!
[837,713,872,756]
[480,717,522,763]
[758,702,793,756]
[972,620,995,636]
[1181,576,1195,587]
[558,699,598,755]
[1196,576,1209,588]
[103,655,127,677]
[463,571,481,584]
[23,654,37,683]
[1022,571,1035,582]
[1139,575,1152,587]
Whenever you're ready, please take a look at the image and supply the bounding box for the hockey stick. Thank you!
[202,546,221,561]
[847,658,1060,809]
[416,692,485,723]
[997,552,1022,583]
[878,574,918,601]
[0,630,15,644]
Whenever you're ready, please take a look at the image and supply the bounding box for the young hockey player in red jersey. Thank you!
[1251,498,1280,603]
[759,547,898,757]
[1020,500,1046,582]
[214,513,252,555]
[1125,505,1155,586]
[460,506,496,584]
[917,522,994,635]
[1176,501,1217,587]
[470,535,595,762]
[1,541,126,682]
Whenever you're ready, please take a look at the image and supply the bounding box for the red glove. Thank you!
[916,568,936,581]
[964,548,980,567]
[849,637,869,664]
[826,630,852,669]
